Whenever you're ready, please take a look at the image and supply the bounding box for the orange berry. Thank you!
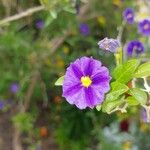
[127,81,132,88]
[40,126,48,137]
[54,96,62,104]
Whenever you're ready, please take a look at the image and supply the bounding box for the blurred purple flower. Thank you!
[98,37,120,53]
[36,146,42,150]
[79,23,90,36]
[0,100,5,110]
[123,8,134,24]
[10,83,19,94]
[141,108,148,123]
[138,19,150,36]
[126,40,144,56]
[35,19,44,29]
[62,57,111,109]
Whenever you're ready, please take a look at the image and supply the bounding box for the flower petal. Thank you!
[84,87,105,108]
[71,63,83,79]
[92,74,111,85]
[83,57,94,76]
[84,87,94,107]
[63,83,82,97]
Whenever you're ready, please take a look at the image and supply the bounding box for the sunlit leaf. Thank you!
[96,105,102,111]
[113,59,140,83]
[134,62,150,78]
[128,88,147,105]
[126,96,139,106]
[105,81,129,101]
[55,76,64,86]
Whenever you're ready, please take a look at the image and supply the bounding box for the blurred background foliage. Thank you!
[0,0,150,150]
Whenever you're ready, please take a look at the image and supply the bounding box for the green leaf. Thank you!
[55,76,64,86]
[12,113,35,132]
[113,59,140,83]
[105,81,129,101]
[126,96,139,106]
[128,88,147,105]
[102,99,124,113]
[96,105,102,111]
[134,62,150,78]
[50,10,57,19]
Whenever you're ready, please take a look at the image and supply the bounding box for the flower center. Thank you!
[81,76,92,87]
[133,45,138,50]
[144,24,149,30]
[127,13,133,19]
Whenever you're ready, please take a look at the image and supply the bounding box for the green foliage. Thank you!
[106,81,129,101]
[102,98,124,113]
[113,59,140,83]
[126,96,140,106]
[12,113,35,133]
[128,88,147,105]
[96,104,102,111]
[0,0,150,149]
[102,82,128,113]
[134,62,150,78]
[55,76,64,86]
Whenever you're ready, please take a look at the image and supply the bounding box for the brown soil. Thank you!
[0,108,58,150]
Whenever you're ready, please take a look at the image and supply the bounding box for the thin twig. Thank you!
[23,71,40,112]
[0,5,45,26]
[23,30,71,111]
[143,77,150,93]
[12,124,23,150]
[117,21,126,42]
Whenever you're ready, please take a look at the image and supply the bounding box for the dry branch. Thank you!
[0,5,45,26]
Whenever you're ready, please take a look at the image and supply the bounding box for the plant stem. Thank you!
[0,5,45,26]
[115,21,126,66]
[143,77,150,93]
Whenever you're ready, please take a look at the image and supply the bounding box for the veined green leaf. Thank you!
[96,105,102,111]
[55,76,64,86]
[113,59,140,83]
[128,88,147,105]
[134,62,150,78]
[102,99,124,113]
[105,81,129,101]
[126,96,139,106]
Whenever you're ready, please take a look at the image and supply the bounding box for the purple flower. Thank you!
[98,37,120,53]
[126,40,144,56]
[79,23,90,36]
[141,108,148,123]
[35,19,44,29]
[138,19,150,36]
[62,57,111,109]
[36,145,42,150]
[0,100,5,110]
[10,83,19,94]
[123,8,134,24]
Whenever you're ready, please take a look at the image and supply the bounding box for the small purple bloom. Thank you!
[10,83,19,94]
[138,19,150,36]
[79,23,90,36]
[126,40,144,56]
[62,57,111,109]
[35,19,44,29]
[0,100,5,110]
[36,145,42,150]
[123,8,134,24]
[98,37,120,53]
[141,108,149,123]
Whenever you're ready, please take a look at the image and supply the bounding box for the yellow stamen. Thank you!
[81,76,92,87]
